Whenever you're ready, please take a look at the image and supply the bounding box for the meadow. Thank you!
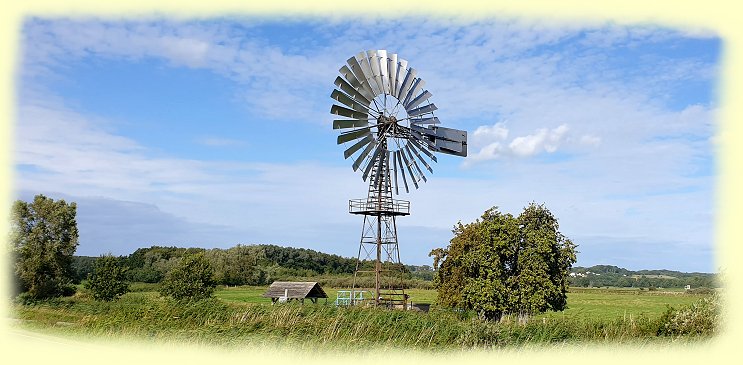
[215,286,705,321]
[11,284,716,350]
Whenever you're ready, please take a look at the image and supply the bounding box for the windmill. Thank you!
[331,50,467,308]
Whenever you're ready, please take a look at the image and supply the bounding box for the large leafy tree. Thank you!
[430,203,576,321]
[85,254,130,301]
[159,253,216,301]
[204,245,267,286]
[515,203,577,314]
[10,194,79,299]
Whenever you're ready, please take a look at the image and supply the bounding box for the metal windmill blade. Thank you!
[331,49,467,196]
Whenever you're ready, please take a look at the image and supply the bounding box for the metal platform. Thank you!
[349,198,410,216]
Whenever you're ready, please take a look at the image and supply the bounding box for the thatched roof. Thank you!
[262,281,328,299]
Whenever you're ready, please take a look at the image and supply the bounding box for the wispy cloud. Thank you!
[21,18,338,124]
[21,18,718,127]
[14,17,719,271]
[15,89,364,228]
[17,95,216,196]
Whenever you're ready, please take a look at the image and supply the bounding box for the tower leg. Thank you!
[351,212,406,309]
[376,213,382,307]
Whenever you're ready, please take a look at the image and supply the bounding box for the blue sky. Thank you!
[14,16,720,272]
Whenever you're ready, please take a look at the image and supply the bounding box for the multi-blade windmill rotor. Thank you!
[331,49,467,308]
[332,50,467,193]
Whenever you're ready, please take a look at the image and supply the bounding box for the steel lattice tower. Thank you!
[349,135,410,307]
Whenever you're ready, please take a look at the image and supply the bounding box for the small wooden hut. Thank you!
[263,281,328,304]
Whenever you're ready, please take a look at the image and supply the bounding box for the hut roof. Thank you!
[262,281,328,299]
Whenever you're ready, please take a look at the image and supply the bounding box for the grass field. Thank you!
[540,288,705,320]
[11,285,717,349]
[214,286,707,321]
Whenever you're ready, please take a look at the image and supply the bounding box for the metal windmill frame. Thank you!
[331,50,467,308]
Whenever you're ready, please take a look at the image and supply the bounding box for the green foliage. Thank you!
[71,256,97,284]
[431,203,577,320]
[405,264,435,281]
[121,244,364,286]
[84,254,130,301]
[517,203,577,314]
[258,244,357,275]
[656,294,720,336]
[126,246,204,283]
[159,253,216,301]
[10,194,79,299]
[203,245,267,285]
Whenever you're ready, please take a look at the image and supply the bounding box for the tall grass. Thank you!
[12,292,717,349]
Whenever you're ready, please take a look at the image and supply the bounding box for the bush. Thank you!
[657,294,720,336]
[84,254,130,301]
[159,253,216,301]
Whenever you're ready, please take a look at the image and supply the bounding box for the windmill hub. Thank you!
[330,49,468,308]
[376,115,400,138]
[377,115,397,124]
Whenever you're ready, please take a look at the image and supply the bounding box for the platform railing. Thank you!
[349,198,410,215]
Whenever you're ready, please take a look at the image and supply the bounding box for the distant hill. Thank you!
[569,265,718,288]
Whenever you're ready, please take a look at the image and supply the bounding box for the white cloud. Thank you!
[16,97,220,195]
[15,91,366,230]
[14,18,717,271]
[509,124,569,156]
[465,123,576,163]
[471,122,509,147]
[160,36,211,67]
[21,19,339,124]
[465,142,507,164]
[20,18,719,131]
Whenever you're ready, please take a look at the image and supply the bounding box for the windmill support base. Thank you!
[350,209,409,309]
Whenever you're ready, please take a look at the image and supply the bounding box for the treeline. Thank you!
[71,244,435,287]
[568,265,719,288]
[71,246,717,290]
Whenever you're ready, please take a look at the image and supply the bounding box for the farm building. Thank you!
[263,281,328,304]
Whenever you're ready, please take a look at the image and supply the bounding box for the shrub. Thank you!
[85,254,130,301]
[657,294,720,336]
[159,253,216,301]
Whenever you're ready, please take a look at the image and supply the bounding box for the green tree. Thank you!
[71,256,97,284]
[10,194,79,299]
[430,203,577,321]
[159,253,215,301]
[125,246,205,283]
[204,245,267,286]
[85,254,130,301]
[514,203,577,314]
